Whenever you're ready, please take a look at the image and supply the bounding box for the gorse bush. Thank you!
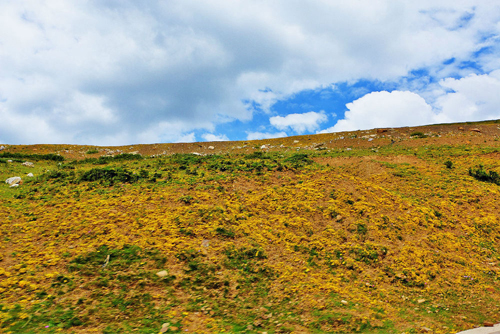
[410,131,427,138]
[79,167,139,183]
[0,152,64,161]
[469,165,500,185]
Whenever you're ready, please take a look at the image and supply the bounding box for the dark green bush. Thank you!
[410,132,427,138]
[79,167,139,183]
[469,165,500,185]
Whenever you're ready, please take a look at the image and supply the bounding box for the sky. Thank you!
[1,1,500,145]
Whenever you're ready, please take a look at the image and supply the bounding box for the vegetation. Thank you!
[1,121,500,333]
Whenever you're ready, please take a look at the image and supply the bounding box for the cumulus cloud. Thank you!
[201,133,229,142]
[434,71,500,123]
[319,71,500,134]
[270,111,328,134]
[0,1,499,144]
[246,131,288,140]
[320,92,435,133]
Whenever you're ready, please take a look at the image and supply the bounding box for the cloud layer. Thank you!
[0,1,499,144]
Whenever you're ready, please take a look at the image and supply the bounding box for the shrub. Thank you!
[410,132,427,138]
[444,160,453,169]
[469,165,500,185]
[79,167,139,183]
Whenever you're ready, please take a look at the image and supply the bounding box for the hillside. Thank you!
[1,120,500,334]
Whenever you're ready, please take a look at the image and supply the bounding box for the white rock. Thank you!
[5,177,21,185]
[27,173,34,177]
[341,300,348,305]
[156,270,169,278]
[7,160,12,163]
[293,140,299,143]
[208,146,215,150]
[0,146,4,150]
[10,184,19,188]
[22,161,34,167]
[260,145,268,149]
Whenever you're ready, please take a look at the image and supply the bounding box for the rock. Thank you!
[253,319,262,327]
[5,177,21,185]
[10,184,19,188]
[484,321,495,327]
[471,128,481,133]
[246,325,254,331]
[377,129,388,133]
[208,146,215,150]
[458,126,465,131]
[160,323,170,333]
[293,140,299,143]
[22,161,34,167]
[156,270,169,278]
[368,138,373,142]
[260,144,268,149]
[417,299,426,304]
[420,327,432,333]
[0,145,4,150]
[201,239,210,249]
[191,152,203,156]
[7,160,12,163]
[27,173,34,177]
[345,148,352,151]
[341,300,348,305]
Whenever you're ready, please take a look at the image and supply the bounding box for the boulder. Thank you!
[5,177,21,185]
[22,162,34,167]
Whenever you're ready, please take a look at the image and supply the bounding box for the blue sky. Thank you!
[1,1,500,145]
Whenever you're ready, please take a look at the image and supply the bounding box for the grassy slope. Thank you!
[1,121,500,334]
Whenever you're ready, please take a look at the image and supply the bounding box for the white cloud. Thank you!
[201,133,229,142]
[174,133,196,143]
[319,91,435,133]
[0,1,499,144]
[246,131,288,140]
[320,71,500,134]
[270,111,327,134]
[434,71,500,123]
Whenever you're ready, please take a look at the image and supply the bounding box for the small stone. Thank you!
[420,327,432,332]
[160,323,170,333]
[208,146,215,150]
[27,173,34,177]
[484,321,495,327]
[458,126,465,130]
[417,299,426,304]
[156,270,169,278]
[253,319,262,327]
[22,161,34,167]
[341,300,348,305]
[7,160,12,163]
[201,239,210,249]
[246,325,254,330]
[293,140,299,143]
[470,128,481,133]
[10,184,19,188]
[0,146,4,150]
[260,144,268,149]
[5,177,21,185]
